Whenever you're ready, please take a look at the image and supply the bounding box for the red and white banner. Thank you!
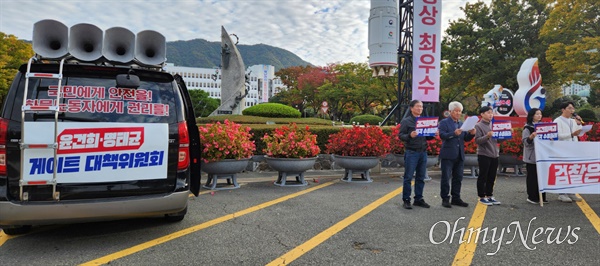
[534,122,558,140]
[535,139,600,194]
[22,122,168,184]
[415,116,438,137]
[412,0,441,102]
[491,120,512,139]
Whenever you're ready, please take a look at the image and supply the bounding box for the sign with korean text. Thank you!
[535,139,600,194]
[26,85,169,116]
[415,117,438,137]
[412,0,441,102]
[491,120,512,139]
[534,122,558,140]
[22,122,168,183]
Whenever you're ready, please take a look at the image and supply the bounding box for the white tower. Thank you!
[368,0,398,77]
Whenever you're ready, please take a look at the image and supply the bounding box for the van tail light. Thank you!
[178,121,190,170]
[0,118,8,175]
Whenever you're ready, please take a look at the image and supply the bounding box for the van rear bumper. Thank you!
[0,191,189,226]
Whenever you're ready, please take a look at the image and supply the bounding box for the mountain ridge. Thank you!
[166,39,312,71]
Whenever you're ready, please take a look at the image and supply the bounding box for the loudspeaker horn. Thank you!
[135,30,166,65]
[32,19,69,59]
[69,23,103,61]
[103,27,135,63]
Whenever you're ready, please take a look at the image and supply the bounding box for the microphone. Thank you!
[573,112,584,123]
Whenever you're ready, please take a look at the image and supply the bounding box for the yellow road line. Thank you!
[575,194,600,235]
[452,202,488,266]
[79,181,335,266]
[0,231,18,247]
[266,185,403,266]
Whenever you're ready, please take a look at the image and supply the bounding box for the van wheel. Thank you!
[2,225,32,235]
[164,207,187,222]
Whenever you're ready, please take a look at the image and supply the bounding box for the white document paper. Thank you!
[579,125,593,136]
[460,116,479,131]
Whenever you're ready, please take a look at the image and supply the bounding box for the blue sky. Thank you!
[0,0,489,66]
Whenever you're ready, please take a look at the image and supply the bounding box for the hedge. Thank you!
[349,114,384,125]
[242,103,301,118]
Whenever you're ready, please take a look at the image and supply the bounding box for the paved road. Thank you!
[1,168,599,265]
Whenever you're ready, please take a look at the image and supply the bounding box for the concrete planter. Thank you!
[499,154,525,176]
[333,155,380,183]
[200,158,250,190]
[264,156,317,187]
[464,154,479,178]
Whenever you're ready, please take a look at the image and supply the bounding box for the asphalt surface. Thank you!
[1,166,599,266]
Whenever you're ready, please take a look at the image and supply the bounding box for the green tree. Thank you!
[188,89,220,117]
[540,0,599,107]
[441,0,554,104]
[588,82,600,107]
[543,95,585,118]
[1,32,34,105]
[334,63,387,115]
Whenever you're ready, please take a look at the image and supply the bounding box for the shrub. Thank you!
[390,124,405,154]
[580,122,600,142]
[426,136,442,156]
[349,114,383,125]
[325,125,391,157]
[499,128,523,160]
[577,109,598,122]
[198,120,255,163]
[262,123,320,158]
[464,139,477,154]
[242,103,301,118]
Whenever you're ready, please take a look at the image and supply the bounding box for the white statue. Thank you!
[513,58,546,117]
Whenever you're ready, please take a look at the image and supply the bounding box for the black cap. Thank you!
[479,106,492,114]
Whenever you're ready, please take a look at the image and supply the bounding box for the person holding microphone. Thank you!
[553,101,583,203]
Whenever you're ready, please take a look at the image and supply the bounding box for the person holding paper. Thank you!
[522,108,548,204]
[474,106,503,206]
[553,101,584,203]
[399,100,434,209]
[438,101,476,208]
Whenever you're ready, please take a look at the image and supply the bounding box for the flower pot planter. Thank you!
[393,153,404,167]
[498,154,525,176]
[333,155,380,183]
[426,155,438,168]
[265,157,317,187]
[201,158,250,190]
[463,154,479,179]
[424,155,439,181]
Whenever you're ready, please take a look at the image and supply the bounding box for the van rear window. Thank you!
[19,76,178,124]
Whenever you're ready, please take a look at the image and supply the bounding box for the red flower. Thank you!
[326,125,391,157]
[198,120,255,163]
[499,128,523,161]
[262,123,320,158]
[579,122,600,142]
[426,136,442,156]
[389,124,405,154]
[464,139,477,154]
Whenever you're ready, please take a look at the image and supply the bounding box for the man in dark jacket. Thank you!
[438,101,476,208]
[399,100,434,209]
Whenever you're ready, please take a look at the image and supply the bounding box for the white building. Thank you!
[164,63,287,110]
[562,82,590,96]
